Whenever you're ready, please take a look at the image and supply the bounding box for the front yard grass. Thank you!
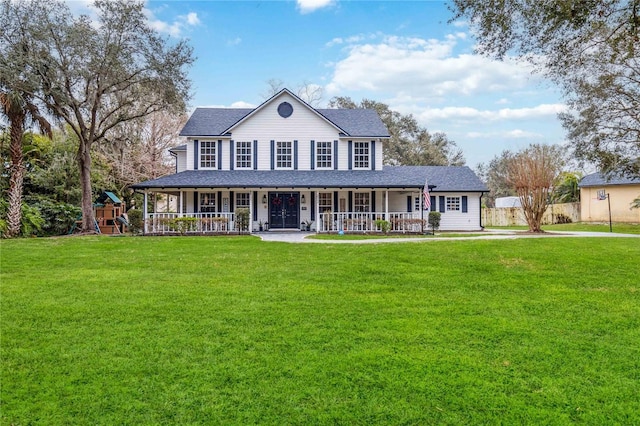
[488,222,640,234]
[1,236,639,424]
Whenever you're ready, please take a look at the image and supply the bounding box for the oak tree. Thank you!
[3,0,193,233]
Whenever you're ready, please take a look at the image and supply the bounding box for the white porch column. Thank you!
[315,190,319,233]
[143,190,148,234]
[179,191,183,217]
[385,190,389,220]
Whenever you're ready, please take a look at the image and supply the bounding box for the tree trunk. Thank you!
[6,118,25,238]
[78,142,96,233]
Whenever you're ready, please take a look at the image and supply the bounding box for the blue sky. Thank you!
[70,0,568,169]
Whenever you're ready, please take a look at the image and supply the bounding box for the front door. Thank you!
[269,192,299,229]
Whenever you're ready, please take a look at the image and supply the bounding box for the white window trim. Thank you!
[446,196,461,212]
[316,141,333,170]
[353,141,370,170]
[199,140,217,170]
[275,141,293,170]
[235,141,252,170]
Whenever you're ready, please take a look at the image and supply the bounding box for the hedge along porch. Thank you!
[131,89,487,234]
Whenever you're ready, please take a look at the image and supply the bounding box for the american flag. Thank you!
[423,179,431,210]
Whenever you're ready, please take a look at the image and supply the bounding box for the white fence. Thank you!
[482,202,580,227]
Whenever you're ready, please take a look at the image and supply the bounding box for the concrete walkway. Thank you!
[255,229,640,244]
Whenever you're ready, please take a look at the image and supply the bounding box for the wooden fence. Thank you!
[482,202,580,227]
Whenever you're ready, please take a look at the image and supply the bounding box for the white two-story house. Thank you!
[131,89,487,234]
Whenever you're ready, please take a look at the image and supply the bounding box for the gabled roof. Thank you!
[579,172,640,187]
[131,166,487,192]
[179,88,390,138]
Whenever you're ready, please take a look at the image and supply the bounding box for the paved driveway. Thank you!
[256,230,640,244]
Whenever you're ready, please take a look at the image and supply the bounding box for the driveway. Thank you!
[256,230,640,243]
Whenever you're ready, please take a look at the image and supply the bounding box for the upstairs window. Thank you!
[353,141,370,169]
[200,141,216,169]
[236,141,252,169]
[316,141,333,169]
[354,192,370,212]
[276,141,292,169]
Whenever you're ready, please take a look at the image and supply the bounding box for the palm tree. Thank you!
[0,90,51,238]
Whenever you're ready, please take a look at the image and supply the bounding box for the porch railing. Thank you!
[318,212,426,233]
[145,213,236,234]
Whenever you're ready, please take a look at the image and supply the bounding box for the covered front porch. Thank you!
[139,187,428,235]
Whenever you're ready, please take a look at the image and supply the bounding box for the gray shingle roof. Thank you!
[579,172,640,187]
[131,166,487,192]
[179,107,390,138]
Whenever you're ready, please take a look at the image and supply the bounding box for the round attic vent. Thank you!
[277,102,293,118]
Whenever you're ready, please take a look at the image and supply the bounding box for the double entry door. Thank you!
[268,192,299,229]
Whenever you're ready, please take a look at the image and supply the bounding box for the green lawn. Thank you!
[488,222,640,234]
[1,236,639,424]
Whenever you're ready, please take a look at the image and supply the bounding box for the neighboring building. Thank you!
[579,172,640,223]
[131,89,487,234]
[495,196,521,208]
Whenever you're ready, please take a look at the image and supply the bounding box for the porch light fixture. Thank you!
[262,195,267,204]
[301,195,306,204]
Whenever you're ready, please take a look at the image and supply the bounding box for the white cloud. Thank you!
[466,129,543,139]
[227,37,242,46]
[419,104,567,122]
[146,8,200,37]
[297,0,334,14]
[185,12,200,26]
[325,34,538,99]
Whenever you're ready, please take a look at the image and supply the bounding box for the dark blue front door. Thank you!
[269,192,299,229]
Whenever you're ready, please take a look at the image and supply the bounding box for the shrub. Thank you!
[170,217,198,235]
[375,219,391,234]
[32,200,81,236]
[554,213,572,224]
[428,211,441,234]
[235,208,250,233]
[127,209,143,234]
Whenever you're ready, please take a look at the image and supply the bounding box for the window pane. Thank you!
[446,196,461,211]
[236,141,252,168]
[235,192,250,208]
[354,192,370,212]
[316,141,332,168]
[276,141,292,168]
[353,141,369,168]
[200,192,216,212]
[200,141,216,168]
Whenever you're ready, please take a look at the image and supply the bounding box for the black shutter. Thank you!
[311,140,315,170]
[294,140,298,170]
[348,141,353,170]
[217,192,222,213]
[311,192,316,221]
[333,140,338,170]
[371,140,376,170]
[270,140,275,170]
[348,191,353,213]
[194,191,199,213]
[217,140,222,170]
[253,140,258,170]
[230,191,235,212]
[253,192,258,221]
[407,196,412,213]
[371,191,376,213]
[230,140,234,170]
[193,140,199,170]
[430,196,436,211]
[462,196,468,213]
[333,191,339,212]
[439,196,445,213]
